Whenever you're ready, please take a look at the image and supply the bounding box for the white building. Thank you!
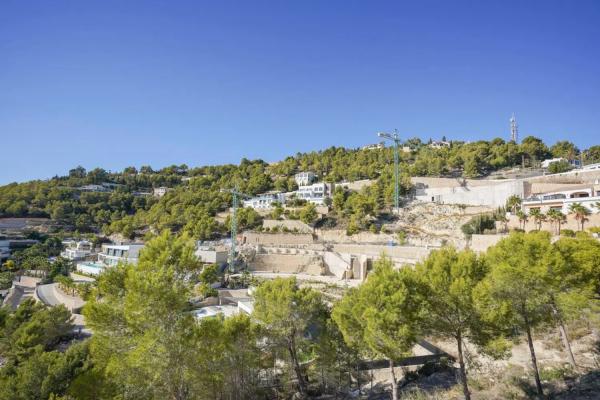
[195,242,228,264]
[60,240,94,261]
[79,184,112,193]
[243,192,286,209]
[541,157,580,169]
[522,184,600,214]
[414,178,526,207]
[294,171,316,186]
[295,182,334,205]
[429,141,451,149]
[153,187,171,197]
[362,142,385,151]
[77,243,144,275]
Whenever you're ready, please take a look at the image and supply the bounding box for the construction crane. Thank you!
[221,186,251,272]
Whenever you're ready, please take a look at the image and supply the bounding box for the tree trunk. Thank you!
[288,339,307,397]
[524,319,544,396]
[551,302,577,369]
[389,359,398,400]
[457,332,471,400]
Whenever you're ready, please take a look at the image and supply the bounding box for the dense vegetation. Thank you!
[0,138,597,239]
[1,230,598,399]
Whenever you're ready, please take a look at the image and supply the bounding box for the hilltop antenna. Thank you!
[510,113,518,142]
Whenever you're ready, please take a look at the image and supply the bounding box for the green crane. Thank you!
[222,186,251,272]
[378,130,401,213]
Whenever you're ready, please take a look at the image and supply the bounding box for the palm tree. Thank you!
[546,209,567,235]
[568,203,591,231]
[594,201,600,213]
[516,209,528,230]
[528,208,546,231]
[506,195,522,214]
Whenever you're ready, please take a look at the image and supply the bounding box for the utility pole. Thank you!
[378,130,401,214]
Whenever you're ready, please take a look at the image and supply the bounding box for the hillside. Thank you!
[1,138,598,239]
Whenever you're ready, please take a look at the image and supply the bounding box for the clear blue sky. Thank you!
[1,0,599,184]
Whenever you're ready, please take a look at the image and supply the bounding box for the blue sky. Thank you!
[1,0,599,184]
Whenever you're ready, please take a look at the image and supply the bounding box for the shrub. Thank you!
[560,229,576,237]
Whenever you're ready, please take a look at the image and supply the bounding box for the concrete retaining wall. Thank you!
[262,219,313,233]
[469,234,507,252]
[53,285,85,312]
[332,244,432,263]
[247,254,323,275]
[242,232,314,245]
[415,180,525,207]
[316,229,396,244]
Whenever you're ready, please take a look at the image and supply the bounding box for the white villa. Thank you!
[522,184,600,214]
[296,182,334,205]
[541,157,580,169]
[60,240,94,261]
[294,171,316,186]
[243,192,286,209]
[153,186,171,197]
[77,243,144,275]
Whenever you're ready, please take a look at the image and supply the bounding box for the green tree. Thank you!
[568,203,591,231]
[516,209,528,230]
[415,248,487,400]
[548,160,572,174]
[528,208,546,231]
[332,257,423,400]
[83,231,219,399]
[505,195,522,214]
[299,203,318,225]
[546,209,567,235]
[476,232,554,396]
[252,277,326,397]
[550,141,578,160]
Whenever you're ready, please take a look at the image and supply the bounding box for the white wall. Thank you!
[415,180,525,207]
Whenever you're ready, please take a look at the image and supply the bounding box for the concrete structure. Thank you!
[262,219,312,233]
[98,243,144,266]
[77,243,144,275]
[429,140,450,149]
[60,240,94,261]
[0,238,39,261]
[243,192,286,209]
[78,184,112,193]
[522,184,600,214]
[153,186,171,197]
[192,305,239,320]
[295,182,333,205]
[294,171,316,186]
[362,142,385,151]
[195,242,228,264]
[413,178,526,207]
[541,157,580,169]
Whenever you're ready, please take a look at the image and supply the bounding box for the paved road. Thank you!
[36,283,61,306]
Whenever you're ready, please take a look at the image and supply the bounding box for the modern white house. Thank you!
[295,182,334,205]
[429,140,451,149]
[153,186,171,197]
[541,157,580,169]
[362,142,385,151]
[76,243,144,275]
[522,184,600,214]
[243,192,286,209]
[60,240,94,261]
[294,171,317,186]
